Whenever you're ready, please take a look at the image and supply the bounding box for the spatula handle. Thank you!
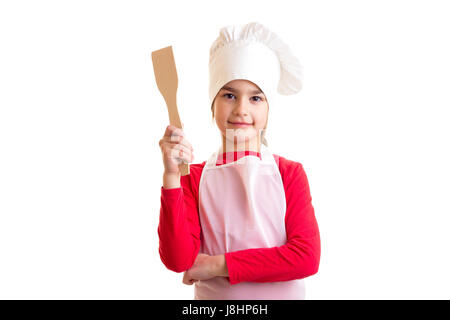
[165,97,190,176]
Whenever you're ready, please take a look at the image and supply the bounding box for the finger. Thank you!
[164,124,184,139]
[168,144,193,164]
[165,150,191,166]
[163,147,194,166]
[182,272,194,285]
[166,135,194,151]
[162,141,192,156]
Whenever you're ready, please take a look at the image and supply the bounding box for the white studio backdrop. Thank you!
[1,0,449,299]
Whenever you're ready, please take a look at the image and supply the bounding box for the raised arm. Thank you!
[158,124,201,272]
[158,177,202,272]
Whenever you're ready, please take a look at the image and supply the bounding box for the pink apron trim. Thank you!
[216,151,261,166]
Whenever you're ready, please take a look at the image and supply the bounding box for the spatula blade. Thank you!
[151,46,178,100]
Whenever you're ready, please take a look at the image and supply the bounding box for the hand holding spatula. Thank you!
[152,46,190,176]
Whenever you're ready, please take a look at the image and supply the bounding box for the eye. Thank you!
[223,93,235,99]
[251,96,263,102]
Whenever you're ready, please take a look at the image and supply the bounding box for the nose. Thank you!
[232,98,249,116]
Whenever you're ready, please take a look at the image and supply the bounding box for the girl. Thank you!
[158,22,320,300]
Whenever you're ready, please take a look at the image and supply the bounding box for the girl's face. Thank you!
[213,79,269,152]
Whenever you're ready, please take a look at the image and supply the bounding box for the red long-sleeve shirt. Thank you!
[158,151,320,285]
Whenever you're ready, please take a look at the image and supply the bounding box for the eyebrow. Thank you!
[221,85,263,95]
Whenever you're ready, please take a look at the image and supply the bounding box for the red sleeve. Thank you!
[157,163,205,272]
[224,155,321,284]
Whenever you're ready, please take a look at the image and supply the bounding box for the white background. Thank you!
[1,0,449,299]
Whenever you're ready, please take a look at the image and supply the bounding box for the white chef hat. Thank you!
[208,22,303,107]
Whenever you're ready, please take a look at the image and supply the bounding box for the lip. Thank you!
[228,121,253,126]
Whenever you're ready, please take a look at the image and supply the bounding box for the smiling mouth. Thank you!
[228,121,253,125]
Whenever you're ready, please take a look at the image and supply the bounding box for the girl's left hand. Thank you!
[182,253,218,285]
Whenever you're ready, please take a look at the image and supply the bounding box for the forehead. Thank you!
[221,79,263,94]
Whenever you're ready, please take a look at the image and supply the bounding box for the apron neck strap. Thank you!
[206,143,273,167]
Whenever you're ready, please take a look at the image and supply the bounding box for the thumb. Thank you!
[182,271,193,285]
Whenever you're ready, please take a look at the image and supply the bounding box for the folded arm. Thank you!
[224,162,320,284]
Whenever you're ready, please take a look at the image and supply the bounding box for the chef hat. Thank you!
[208,22,303,107]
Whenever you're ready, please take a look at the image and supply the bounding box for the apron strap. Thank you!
[205,143,275,168]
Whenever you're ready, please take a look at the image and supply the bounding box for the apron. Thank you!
[194,143,305,300]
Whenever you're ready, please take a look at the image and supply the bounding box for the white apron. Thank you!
[195,144,305,300]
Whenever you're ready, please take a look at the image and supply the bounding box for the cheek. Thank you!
[253,108,268,126]
[214,110,228,132]
[214,105,230,123]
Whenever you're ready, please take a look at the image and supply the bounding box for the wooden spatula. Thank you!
[151,45,189,176]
